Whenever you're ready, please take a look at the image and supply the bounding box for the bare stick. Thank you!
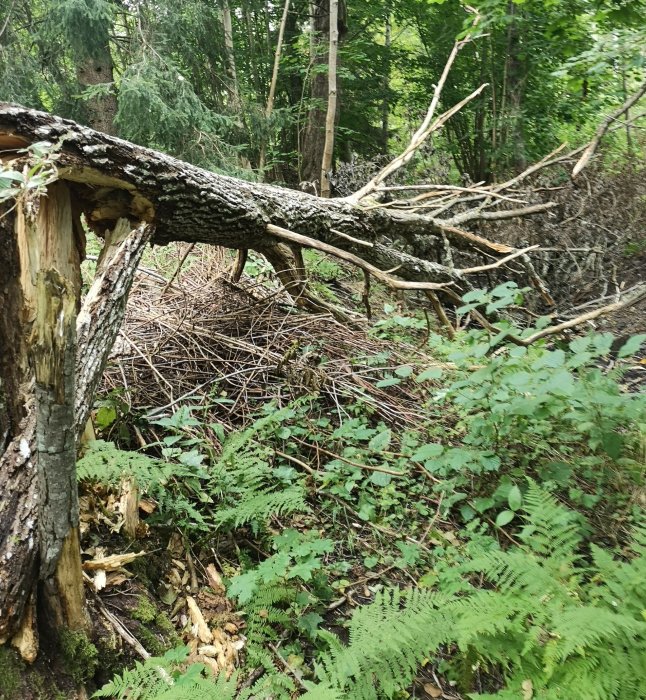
[347,14,481,203]
[349,82,487,203]
[426,291,456,339]
[458,245,539,274]
[320,0,339,198]
[266,223,450,291]
[161,243,195,296]
[520,285,646,345]
[447,202,557,226]
[331,227,374,247]
[573,79,646,178]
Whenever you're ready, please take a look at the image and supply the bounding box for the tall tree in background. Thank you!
[300,0,346,186]
[320,0,338,197]
[55,0,118,135]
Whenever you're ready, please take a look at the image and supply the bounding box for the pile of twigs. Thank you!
[101,249,436,433]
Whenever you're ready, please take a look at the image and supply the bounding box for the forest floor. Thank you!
[3,165,645,700]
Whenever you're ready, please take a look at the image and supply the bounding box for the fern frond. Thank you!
[518,480,582,567]
[93,647,237,700]
[213,486,308,528]
[314,588,452,700]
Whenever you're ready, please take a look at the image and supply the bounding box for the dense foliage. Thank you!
[79,283,646,699]
[1,0,644,181]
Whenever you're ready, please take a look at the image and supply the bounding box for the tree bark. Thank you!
[0,182,86,657]
[221,0,242,110]
[320,0,338,198]
[0,174,151,654]
[74,11,118,136]
[300,0,329,185]
[0,103,480,288]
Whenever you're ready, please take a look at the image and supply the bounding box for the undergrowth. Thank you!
[82,284,645,699]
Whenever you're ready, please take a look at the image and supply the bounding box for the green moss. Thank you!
[0,646,22,699]
[155,611,180,644]
[59,629,98,685]
[132,595,157,624]
[136,626,167,656]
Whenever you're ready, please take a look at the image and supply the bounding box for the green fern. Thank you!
[77,440,207,529]
[93,646,237,700]
[211,410,309,530]
[77,440,173,490]
[300,484,646,700]
[306,588,452,700]
[451,484,646,699]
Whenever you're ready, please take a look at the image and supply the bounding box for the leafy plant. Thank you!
[77,440,208,530]
[302,483,646,699]
[93,646,237,700]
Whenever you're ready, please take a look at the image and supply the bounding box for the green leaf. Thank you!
[415,367,443,382]
[95,405,117,430]
[178,450,204,468]
[375,377,401,388]
[363,555,379,568]
[298,612,323,638]
[508,485,522,511]
[370,471,392,487]
[411,443,444,461]
[0,170,24,182]
[369,429,391,451]
[496,510,515,527]
[617,334,646,358]
[228,571,259,604]
[394,365,413,378]
[601,432,623,460]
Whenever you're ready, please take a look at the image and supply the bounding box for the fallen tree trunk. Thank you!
[0,103,538,290]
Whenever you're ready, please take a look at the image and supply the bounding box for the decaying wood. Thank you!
[75,220,153,434]
[0,181,88,656]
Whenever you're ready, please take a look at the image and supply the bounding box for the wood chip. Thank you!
[83,550,146,571]
[198,644,222,658]
[423,682,443,698]
[92,569,107,591]
[186,595,213,643]
[206,563,226,594]
[138,499,156,514]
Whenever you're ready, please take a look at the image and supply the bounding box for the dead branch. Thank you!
[458,245,539,274]
[347,13,481,203]
[572,79,646,178]
[519,284,646,345]
[266,223,451,291]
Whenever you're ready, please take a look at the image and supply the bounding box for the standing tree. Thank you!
[320,0,338,197]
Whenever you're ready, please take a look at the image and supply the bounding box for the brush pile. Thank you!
[101,246,437,433]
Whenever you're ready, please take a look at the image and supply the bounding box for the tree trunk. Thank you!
[221,0,242,110]
[0,182,85,658]
[381,13,392,152]
[258,0,291,177]
[0,165,151,656]
[0,103,474,287]
[300,0,330,186]
[320,0,338,198]
[503,1,526,171]
[75,14,117,136]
